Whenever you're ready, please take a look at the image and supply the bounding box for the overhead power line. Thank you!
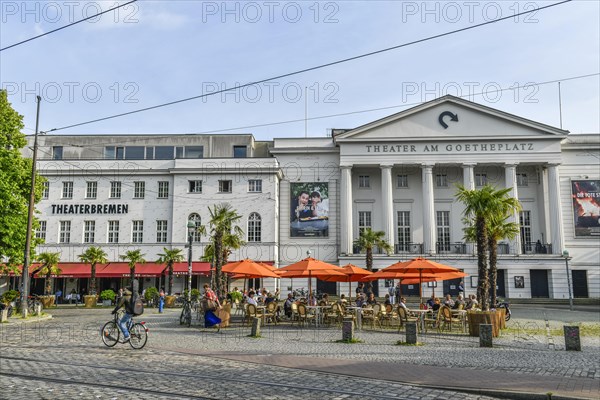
[48,0,572,133]
[0,0,138,52]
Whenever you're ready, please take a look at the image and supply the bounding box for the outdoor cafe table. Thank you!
[345,306,367,330]
[409,309,429,332]
[306,305,329,327]
[452,309,467,332]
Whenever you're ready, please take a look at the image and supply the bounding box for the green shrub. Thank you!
[190,289,201,300]
[144,287,158,302]
[1,290,19,304]
[100,289,116,302]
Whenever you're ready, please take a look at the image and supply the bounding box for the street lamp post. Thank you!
[562,249,573,311]
[187,220,195,302]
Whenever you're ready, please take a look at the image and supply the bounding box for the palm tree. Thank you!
[78,246,108,295]
[120,249,146,283]
[204,203,243,294]
[36,252,61,295]
[457,184,520,311]
[353,228,392,293]
[157,248,184,295]
[487,213,520,306]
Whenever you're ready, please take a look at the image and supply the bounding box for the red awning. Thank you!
[168,262,211,276]
[96,262,167,278]
[34,263,91,278]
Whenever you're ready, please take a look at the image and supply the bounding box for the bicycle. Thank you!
[101,309,148,349]
[179,297,192,327]
[15,295,42,315]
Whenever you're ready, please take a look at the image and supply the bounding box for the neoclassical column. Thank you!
[340,165,353,255]
[421,164,436,254]
[462,163,475,190]
[547,164,565,254]
[380,164,395,250]
[505,163,522,255]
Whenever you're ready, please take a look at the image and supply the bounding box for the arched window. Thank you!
[247,212,261,242]
[188,213,202,242]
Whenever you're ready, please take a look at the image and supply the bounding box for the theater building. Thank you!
[4,95,599,299]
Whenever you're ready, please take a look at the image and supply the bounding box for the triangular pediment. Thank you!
[334,96,568,142]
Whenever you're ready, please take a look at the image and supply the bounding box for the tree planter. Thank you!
[496,308,506,330]
[165,295,176,308]
[467,311,500,338]
[84,295,97,308]
[39,296,55,308]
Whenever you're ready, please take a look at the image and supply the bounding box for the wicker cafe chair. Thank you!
[397,306,419,332]
[424,307,444,333]
[439,305,457,333]
[319,300,328,306]
[244,304,264,326]
[361,304,382,329]
[381,303,399,328]
[323,304,341,326]
[264,301,278,325]
[296,303,316,326]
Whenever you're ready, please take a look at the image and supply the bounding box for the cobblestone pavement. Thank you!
[0,305,598,399]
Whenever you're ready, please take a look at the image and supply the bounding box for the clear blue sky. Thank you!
[1,0,598,139]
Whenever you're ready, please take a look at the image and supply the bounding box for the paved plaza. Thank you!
[0,304,598,399]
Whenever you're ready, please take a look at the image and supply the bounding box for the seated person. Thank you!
[431,297,441,312]
[321,293,330,304]
[366,293,378,306]
[426,295,435,309]
[355,295,365,308]
[384,294,391,306]
[264,292,276,305]
[337,294,347,304]
[397,297,409,310]
[453,294,465,309]
[246,291,258,306]
[443,294,455,308]
[465,294,479,310]
[307,294,317,306]
[283,293,294,318]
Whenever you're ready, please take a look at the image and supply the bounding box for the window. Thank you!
[233,145,247,158]
[517,173,528,187]
[189,213,202,242]
[59,221,71,244]
[52,146,63,160]
[108,221,119,243]
[248,213,262,242]
[436,174,448,187]
[86,181,97,199]
[397,211,411,251]
[125,146,144,160]
[104,146,124,159]
[358,175,370,188]
[132,220,144,243]
[358,211,372,235]
[397,175,408,188]
[158,181,169,198]
[520,211,532,253]
[175,146,184,159]
[145,147,154,160]
[62,182,73,199]
[475,173,487,187]
[185,146,204,159]
[134,181,145,199]
[189,180,202,193]
[36,221,46,241]
[156,220,168,243]
[42,182,49,199]
[83,220,95,244]
[436,211,451,251]
[219,180,232,193]
[155,146,174,160]
[248,179,262,193]
[110,181,122,199]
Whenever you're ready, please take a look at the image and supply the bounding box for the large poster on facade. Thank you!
[290,183,329,237]
[572,180,600,237]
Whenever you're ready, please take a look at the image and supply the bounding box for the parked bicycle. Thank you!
[101,309,148,349]
[0,302,13,318]
[15,295,42,315]
[179,297,193,327]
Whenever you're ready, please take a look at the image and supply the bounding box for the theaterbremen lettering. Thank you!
[51,204,129,214]
[365,142,535,153]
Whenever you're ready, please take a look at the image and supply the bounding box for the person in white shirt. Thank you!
[246,292,258,306]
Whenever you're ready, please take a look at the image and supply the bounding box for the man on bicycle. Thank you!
[111,279,138,342]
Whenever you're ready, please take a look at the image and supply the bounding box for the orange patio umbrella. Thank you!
[222,259,280,279]
[278,257,344,297]
[320,264,373,299]
[378,257,467,304]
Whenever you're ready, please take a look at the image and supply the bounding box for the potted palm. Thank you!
[353,228,393,294]
[100,289,116,306]
[157,247,184,308]
[78,246,108,308]
[36,252,61,308]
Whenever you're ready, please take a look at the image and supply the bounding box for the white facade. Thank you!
[13,96,600,299]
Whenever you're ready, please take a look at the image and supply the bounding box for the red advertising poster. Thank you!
[572,180,600,237]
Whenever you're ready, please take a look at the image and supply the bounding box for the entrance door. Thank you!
[443,278,462,296]
[572,270,589,298]
[496,269,506,298]
[316,280,337,295]
[529,270,549,298]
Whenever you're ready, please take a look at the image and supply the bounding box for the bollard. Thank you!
[342,318,354,342]
[479,324,493,347]
[564,326,581,351]
[250,317,261,337]
[0,309,7,322]
[405,322,418,344]
[35,304,42,316]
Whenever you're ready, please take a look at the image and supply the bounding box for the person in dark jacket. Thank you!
[112,280,138,342]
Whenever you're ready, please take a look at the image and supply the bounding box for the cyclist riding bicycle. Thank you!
[111,279,138,343]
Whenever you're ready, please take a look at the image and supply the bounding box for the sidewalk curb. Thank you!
[5,314,53,325]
